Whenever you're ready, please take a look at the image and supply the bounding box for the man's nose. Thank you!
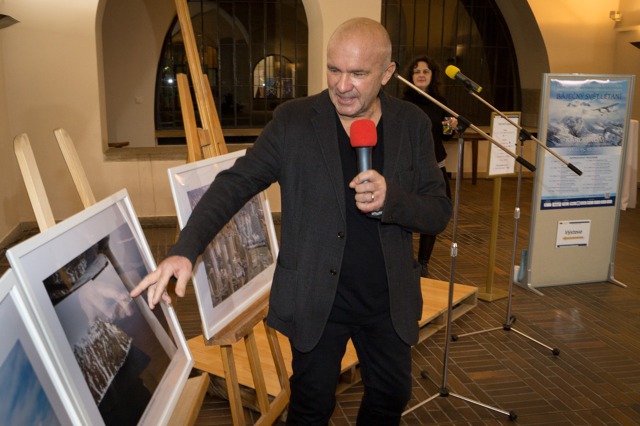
[336,73,352,92]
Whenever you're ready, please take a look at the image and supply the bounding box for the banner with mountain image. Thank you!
[541,77,630,210]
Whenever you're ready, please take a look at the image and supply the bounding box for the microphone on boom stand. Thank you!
[444,65,582,177]
[394,64,517,421]
[445,65,483,94]
[443,64,563,356]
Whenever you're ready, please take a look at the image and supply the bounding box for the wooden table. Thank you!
[445,127,487,185]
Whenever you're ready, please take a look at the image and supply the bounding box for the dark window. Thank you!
[155,0,308,145]
[155,0,518,144]
[383,0,520,126]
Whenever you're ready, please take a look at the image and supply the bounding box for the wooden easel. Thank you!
[176,72,223,161]
[173,0,290,422]
[14,134,56,231]
[176,69,290,425]
[174,0,226,158]
[14,131,210,426]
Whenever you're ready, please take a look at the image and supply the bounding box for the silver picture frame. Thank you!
[6,189,193,425]
[0,269,82,425]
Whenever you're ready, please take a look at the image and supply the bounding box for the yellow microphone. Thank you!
[445,65,482,93]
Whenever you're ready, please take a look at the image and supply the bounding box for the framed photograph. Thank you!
[0,269,82,425]
[168,150,279,340]
[6,189,193,425]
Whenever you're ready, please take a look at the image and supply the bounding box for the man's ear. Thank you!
[381,60,397,85]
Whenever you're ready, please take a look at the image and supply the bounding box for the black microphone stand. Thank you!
[449,87,583,355]
[396,74,520,421]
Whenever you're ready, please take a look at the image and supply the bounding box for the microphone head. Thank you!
[445,65,460,80]
[350,119,377,148]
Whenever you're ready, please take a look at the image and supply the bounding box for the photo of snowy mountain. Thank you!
[6,190,193,425]
[43,225,171,424]
[547,79,628,149]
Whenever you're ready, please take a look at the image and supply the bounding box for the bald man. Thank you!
[132,17,451,425]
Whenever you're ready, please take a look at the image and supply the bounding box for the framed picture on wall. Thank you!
[6,189,193,425]
[0,269,83,425]
[168,150,279,340]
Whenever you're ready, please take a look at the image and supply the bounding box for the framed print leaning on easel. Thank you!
[6,189,193,425]
[0,269,82,425]
[168,150,279,341]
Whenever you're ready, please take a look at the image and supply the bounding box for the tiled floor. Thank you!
[3,177,640,425]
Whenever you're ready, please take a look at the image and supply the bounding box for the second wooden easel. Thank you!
[176,66,290,424]
[174,0,226,159]
[173,0,290,423]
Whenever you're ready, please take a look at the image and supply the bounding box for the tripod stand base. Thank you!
[402,371,517,421]
[451,316,561,356]
[477,288,509,302]
[509,326,561,356]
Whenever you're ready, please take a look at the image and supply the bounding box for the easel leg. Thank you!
[265,323,291,393]
[245,330,271,414]
[221,345,246,425]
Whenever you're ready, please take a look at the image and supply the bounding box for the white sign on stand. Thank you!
[523,73,635,290]
[555,220,591,248]
[478,112,521,302]
[487,112,520,177]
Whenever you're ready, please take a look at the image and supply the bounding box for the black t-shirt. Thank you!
[329,114,389,324]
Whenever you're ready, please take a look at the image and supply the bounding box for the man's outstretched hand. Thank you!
[130,255,193,310]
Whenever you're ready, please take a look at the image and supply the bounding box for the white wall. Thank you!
[0,0,183,245]
[527,0,639,122]
[2,0,102,235]
[613,0,640,122]
[528,0,619,74]
[528,0,640,186]
[464,1,639,182]
[0,21,25,237]
[102,0,175,148]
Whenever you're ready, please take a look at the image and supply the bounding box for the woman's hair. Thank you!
[403,55,443,98]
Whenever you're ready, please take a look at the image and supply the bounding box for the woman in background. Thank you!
[403,56,457,278]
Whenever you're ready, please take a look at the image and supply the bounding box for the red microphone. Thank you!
[349,119,377,174]
[350,119,381,218]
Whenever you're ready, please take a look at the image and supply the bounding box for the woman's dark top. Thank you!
[402,90,451,164]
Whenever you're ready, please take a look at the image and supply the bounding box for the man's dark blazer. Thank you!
[170,89,452,353]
